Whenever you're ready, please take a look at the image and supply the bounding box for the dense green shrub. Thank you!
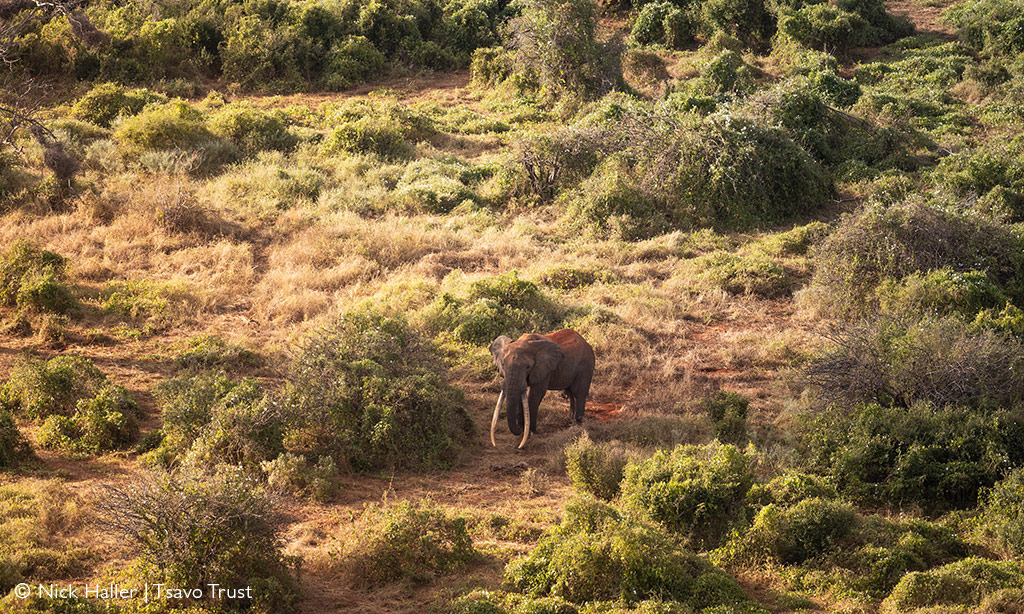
[208,104,297,156]
[343,499,477,586]
[883,558,1024,611]
[112,100,217,152]
[284,310,471,471]
[504,497,751,607]
[172,335,262,372]
[152,372,281,468]
[0,241,74,314]
[262,452,340,502]
[322,100,435,159]
[805,315,1024,410]
[105,468,297,612]
[564,434,628,501]
[947,0,1024,58]
[506,0,621,100]
[701,391,749,444]
[0,355,106,420]
[37,384,139,454]
[70,83,166,128]
[0,410,29,468]
[977,468,1024,558]
[797,401,1024,510]
[632,2,695,49]
[393,157,480,213]
[620,443,755,548]
[688,251,791,298]
[777,5,867,52]
[0,356,138,454]
[747,472,838,508]
[743,498,856,564]
[426,272,564,345]
[810,200,1024,318]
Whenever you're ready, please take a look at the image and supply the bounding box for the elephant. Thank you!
[488,329,595,449]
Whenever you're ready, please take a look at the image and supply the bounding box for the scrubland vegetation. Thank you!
[2,0,1024,611]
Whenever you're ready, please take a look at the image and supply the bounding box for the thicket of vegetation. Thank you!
[4,0,1024,611]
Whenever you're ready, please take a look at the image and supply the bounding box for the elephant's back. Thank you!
[545,329,595,361]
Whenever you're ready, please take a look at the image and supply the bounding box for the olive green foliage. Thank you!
[172,335,263,372]
[0,355,138,454]
[208,104,297,156]
[810,200,1024,318]
[152,372,282,468]
[0,482,91,596]
[777,0,911,52]
[701,391,749,444]
[70,83,166,128]
[883,557,1024,611]
[743,498,856,564]
[632,2,695,49]
[0,241,74,315]
[797,401,1024,510]
[11,0,503,92]
[620,443,755,548]
[977,468,1024,558]
[0,410,29,468]
[551,106,834,237]
[506,0,621,100]
[343,499,477,586]
[946,0,1024,59]
[262,452,340,503]
[689,251,791,298]
[426,272,564,344]
[113,100,218,152]
[322,99,436,159]
[106,468,297,612]
[393,157,482,213]
[504,497,751,608]
[564,434,629,501]
[284,310,471,471]
[805,315,1024,410]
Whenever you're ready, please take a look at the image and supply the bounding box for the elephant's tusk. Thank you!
[518,392,530,449]
[490,391,503,448]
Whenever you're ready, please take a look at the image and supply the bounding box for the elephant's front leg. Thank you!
[527,386,545,433]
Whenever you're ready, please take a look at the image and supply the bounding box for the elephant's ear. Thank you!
[529,338,564,384]
[489,335,512,376]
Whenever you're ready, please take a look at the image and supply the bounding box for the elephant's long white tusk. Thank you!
[490,391,503,448]
[518,392,530,449]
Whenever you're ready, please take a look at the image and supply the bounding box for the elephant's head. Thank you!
[489,334,564,449]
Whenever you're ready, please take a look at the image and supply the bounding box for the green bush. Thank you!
[172,335,262,372]
[747,498,856,564]
[36,384,139,454]
[152,372,281,469]
[977,468,1024,558]
[322,101,434,159]
[561,111,834,236]
[689,251,791,298]
[755,472,838,507]
[70,83,167,128]
[208,104,297,156]
[262,452,340,502]
[505,496,750,607]
[112,100,217,152]
[343,499,477,586]
[0,410,29,468]
[883,557,1024,611]
[564,434,628,501]
[620,443,755,548]
[505,0,621,100]
[393,157,479,213]
[797,400,1024,510]
[425,272,564,345]
[284,310,471,471]
[701,391,749,445]
[1,356,138,454]
[105,468,297,612]
[632,2,695,49]
[777,5,867,52]
[810,200,1024,318]
[947,0,1024,58]
[0,241,74,314]
[320,36,386,90]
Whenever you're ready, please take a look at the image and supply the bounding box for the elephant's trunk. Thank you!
[518,392,530,449]
[490,390,503,447]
